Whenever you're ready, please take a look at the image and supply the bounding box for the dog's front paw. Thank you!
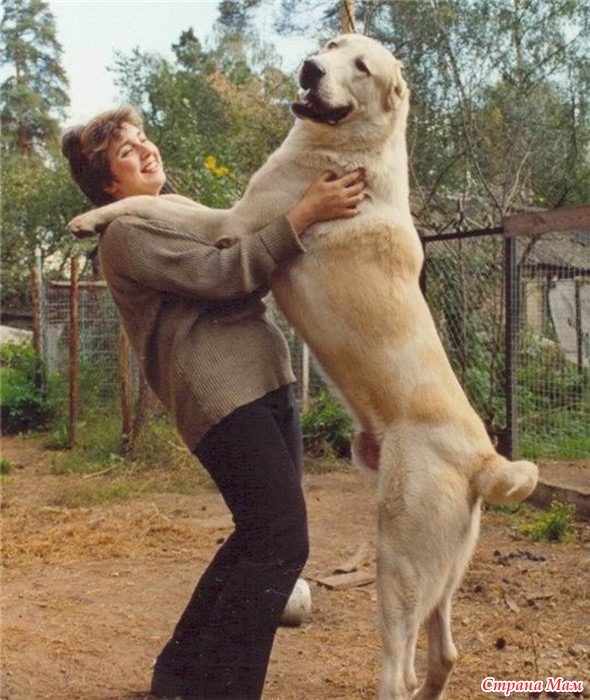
[68,211,107,238]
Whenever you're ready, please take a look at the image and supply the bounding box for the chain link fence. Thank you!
[40,275,124,439]
[39,228,589,460]
[422,229,589,460]
[43,280,120,380]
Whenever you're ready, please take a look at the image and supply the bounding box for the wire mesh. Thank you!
[42,280,123,419]
[422,230,589,460]
[515,232,590,459]
[40,231,589,460]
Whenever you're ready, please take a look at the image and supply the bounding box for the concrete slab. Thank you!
[527,461,590,520]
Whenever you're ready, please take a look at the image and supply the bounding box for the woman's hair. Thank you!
[61,105,144,206]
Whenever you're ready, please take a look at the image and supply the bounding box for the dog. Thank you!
[70,34,538,700]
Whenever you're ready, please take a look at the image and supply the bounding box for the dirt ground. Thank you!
[1,435,588,700]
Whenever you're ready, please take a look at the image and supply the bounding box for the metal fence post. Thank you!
[504,234,518,459]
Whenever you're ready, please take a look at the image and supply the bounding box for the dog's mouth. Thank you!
[292,92,353,126]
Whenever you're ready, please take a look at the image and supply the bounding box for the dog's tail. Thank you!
[473,454,538,504]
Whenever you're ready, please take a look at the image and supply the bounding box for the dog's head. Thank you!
[292,34,407,128]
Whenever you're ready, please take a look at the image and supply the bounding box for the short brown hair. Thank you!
[61,105,143,205]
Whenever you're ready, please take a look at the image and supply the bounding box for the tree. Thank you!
[420,0,590,225]
[1,0,69,155]
[233,0,589,228]
[112,25,294,205]
[1,0,76,311]
[1,151,86,309]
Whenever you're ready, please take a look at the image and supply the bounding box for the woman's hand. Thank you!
[287,169,366,235]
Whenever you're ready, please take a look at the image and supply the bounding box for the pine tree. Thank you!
[1,0,69,155]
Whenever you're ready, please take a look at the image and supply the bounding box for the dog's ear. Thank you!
[385,60,408,111]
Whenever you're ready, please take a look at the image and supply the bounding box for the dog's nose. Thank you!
[300,59,326,89]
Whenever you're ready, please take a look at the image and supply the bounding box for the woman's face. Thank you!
[105,122,166,199]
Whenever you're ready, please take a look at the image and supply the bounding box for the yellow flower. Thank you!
[204,155,231,178]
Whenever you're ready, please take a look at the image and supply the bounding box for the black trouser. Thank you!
[153,385,309,699]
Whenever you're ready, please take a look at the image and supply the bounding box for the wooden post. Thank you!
[30,261,44,392]
[120,324,132,455]
[504,204,590,237]
[69,257,80,446]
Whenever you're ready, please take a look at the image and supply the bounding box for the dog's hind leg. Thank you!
[412,594,456,700]
[413,503,481,700]
[377,570,420,700]
[376,517,423,698]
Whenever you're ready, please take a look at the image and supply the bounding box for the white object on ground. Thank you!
[280,578,312,627]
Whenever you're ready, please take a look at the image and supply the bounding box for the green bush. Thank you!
[301,389,353,459]
[520,501,576,543]
[0,342,52,433]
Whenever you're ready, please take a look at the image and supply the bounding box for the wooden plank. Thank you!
[316,570,376,591]
[503,205,590,237]
[333,541,372,574]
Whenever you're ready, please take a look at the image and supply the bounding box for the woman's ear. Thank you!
[103,180,120,198]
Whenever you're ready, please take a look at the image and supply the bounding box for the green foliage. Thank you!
[251,0,590,223]
[48,407,211,507]
[46,358,122,460]
[425,238,506,432]
[518,334,589,459]
[1,149,86,308]
[519,334,588,410]
[520,501,576,543]
[426,239,589,460]
[0,342,52,433]
[0,458,13,475]
[301,389,353,459]
[111,26,293,207]
[1,0,69,154]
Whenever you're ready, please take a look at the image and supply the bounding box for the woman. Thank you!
[62,106,364,700]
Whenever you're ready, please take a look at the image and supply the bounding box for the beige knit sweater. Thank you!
[98,214,305,450]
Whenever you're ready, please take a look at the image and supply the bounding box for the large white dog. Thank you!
[71,34,538,700]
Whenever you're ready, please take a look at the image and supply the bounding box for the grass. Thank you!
[520,433,590,461]
[51,438,351,509]
[484,501,529,515]
[44,407,215,508]
[519,402,590,461]
[49,462,212,509]
[41,388,353,508]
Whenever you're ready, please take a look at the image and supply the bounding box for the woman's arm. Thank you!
[70,170,365,239]
[99,213,305,301]
[98,169,366,300]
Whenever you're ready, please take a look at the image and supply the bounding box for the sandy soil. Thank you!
[1,435,588,700]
